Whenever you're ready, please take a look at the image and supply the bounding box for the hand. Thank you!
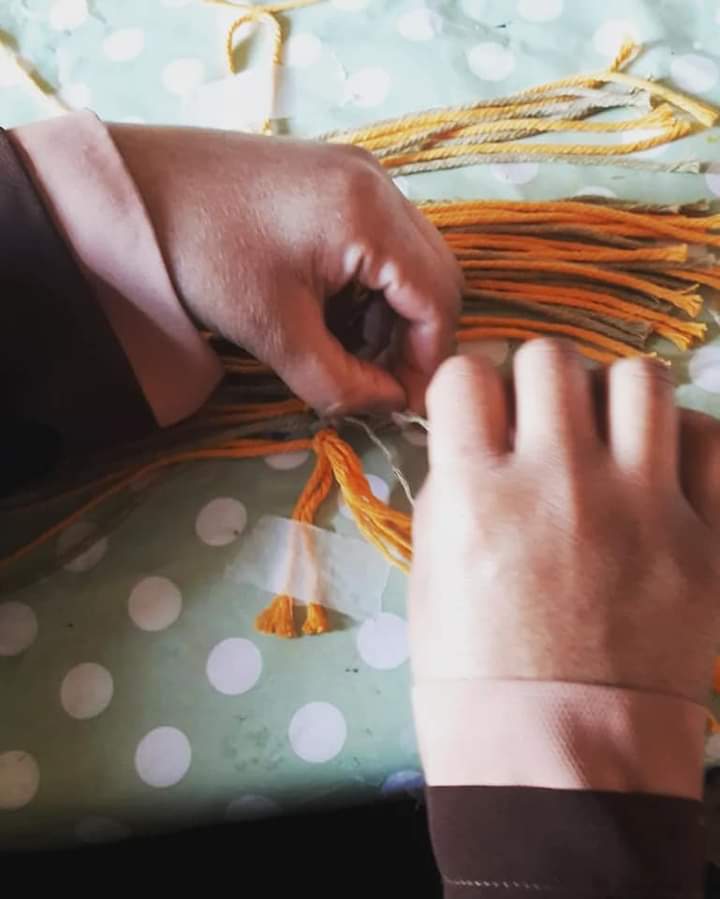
[110,125,462,414]
[410,340,720,703]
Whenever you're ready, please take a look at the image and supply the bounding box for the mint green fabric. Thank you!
[2,0,720,850]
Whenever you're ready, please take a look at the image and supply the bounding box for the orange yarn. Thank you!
[255,428,412,638]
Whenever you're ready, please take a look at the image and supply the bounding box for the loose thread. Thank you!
[344,416,416,508]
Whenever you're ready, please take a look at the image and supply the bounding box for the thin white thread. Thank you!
[391,410,430,431]
[344,416,416,508]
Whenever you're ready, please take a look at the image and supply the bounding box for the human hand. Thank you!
[110,124,462,414]
[410,340,720,704]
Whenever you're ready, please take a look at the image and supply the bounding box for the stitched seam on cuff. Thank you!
[444,877,701,897]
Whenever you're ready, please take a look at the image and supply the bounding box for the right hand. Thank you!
[410,340,720,704]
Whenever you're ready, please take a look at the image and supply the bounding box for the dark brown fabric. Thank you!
[428,785,705,898]
[0,128,155,495]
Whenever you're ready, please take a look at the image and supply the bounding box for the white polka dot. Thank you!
[331,0,369,9]
[49,0,88,31]
[689,345,720,393]
[135,727,191,788]
[592,20,640,58]
[459,339,509,366]
[716,9,720,25]
[396,8,443,41]
[283,33,322,68]
[517,0,563,22]
[340,473,390,519]
[195,497,247,546]
[59,81,93,108]
[161,0,193,6]
[707,733,720,762]
[75,816,130,844]
[117,115,146,124]
[0,602,38,657]
[401,425,428,448]
[128,576,183,632]
[60,663,113,720]
[162,57,206,96]
[356,613,408,670]
[206,638,262,695]
[226,794,279,820]
[491,162,539,185]
[467,42,515,81]
[381,769,424,796]
[264,450,310,470]
[706,161,720,197]
[346,67,391,108]
[289,702,347,763]
[671,54,718,94]
[572,185,617,199]
[102,28,145,62]
[57,521,108,572]
[0,751,39,810]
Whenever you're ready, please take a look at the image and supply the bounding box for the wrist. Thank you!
[413,678,707,799]
[12,112,223,426]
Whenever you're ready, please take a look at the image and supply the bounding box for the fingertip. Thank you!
[608,355,678,482]
[427,353,494,414]
[320,360,406,418]
[427,354,509,464]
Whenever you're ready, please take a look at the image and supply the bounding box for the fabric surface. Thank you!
[2,0,720,850]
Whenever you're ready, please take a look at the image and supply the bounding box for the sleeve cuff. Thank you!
[10,110,223,427]
[413,679,708,799]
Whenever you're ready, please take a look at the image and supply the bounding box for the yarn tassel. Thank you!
[255,435,334,637]
[255,428,413,638]
[302,601,330,636]
[255,594,296,638]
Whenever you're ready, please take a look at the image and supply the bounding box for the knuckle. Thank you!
[332,140,384,174]
[429,353,493,402]
[327,146,386,208]
[516,337,579,374]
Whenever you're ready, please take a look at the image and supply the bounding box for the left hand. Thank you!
[111,124,463,414]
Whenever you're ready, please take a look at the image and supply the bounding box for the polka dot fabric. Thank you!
[1,0,720,850]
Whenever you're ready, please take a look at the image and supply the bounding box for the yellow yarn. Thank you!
[321,37,718,171]
[0,32,69,113]
[206,0,321,134]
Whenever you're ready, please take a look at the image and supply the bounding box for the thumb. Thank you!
[271,314,406,417]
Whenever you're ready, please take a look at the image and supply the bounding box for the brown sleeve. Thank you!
[427,785,705,899]
[0,127,155,495]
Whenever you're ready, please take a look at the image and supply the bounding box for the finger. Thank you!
[270,304,406,416]
[679,409,720,526]
[399,205,465,410]
[357,212,462,412]
[513,338,598,457]
[608,356,678,485]
[426,354,510,469]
